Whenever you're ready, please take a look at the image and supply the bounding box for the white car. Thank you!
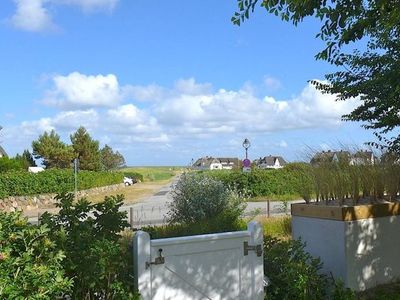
[123,177,134,186]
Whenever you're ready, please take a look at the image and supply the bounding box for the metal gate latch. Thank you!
[146,248,165,269]
[244,242,262,257]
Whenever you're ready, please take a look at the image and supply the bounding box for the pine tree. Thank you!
[100,145,126,170]
[70,127,101,171]
[32,130,74,168]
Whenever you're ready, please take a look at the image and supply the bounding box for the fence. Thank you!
[133,221,264,300]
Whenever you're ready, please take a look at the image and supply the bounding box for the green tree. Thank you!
[32,130,75,168]
[100,144,126,170]
[70,126,102,171]
[15,149,37,169]
[233,0,400,153]
[22,149,36,167]
[0,157,24,172]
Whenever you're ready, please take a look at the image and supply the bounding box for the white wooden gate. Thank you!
[133,222,264,300]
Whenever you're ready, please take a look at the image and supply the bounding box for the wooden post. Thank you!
[133,231,151,299]
[37,212,42,225]
[267,200,270,218]
[130,207,134,228]
[247,221,264,300]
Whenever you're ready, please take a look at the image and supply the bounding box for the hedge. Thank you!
[122,172,144,182]
[0,169,124,199]
[202,163,312,198]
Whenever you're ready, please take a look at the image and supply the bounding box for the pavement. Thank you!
[27,178,304,226]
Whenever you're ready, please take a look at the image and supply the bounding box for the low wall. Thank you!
[292,214,400,291]
[0,183,125,212]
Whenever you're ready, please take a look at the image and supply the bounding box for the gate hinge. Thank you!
[146,248,165,269]
[244,242,262,257]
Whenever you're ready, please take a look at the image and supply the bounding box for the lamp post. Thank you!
[242,138,251,159]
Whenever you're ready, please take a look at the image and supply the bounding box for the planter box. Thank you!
[291,202,400,291]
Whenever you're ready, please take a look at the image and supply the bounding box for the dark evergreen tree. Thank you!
[32,130,74,168]
[70,127,101,171]
[100,145,126,170]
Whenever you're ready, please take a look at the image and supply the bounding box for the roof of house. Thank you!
[310,150,350,164]
[353,150,374,159]
[257,155,287,166]
[0,145,7,158]
[193,156,240,168]
[217,157,240,165]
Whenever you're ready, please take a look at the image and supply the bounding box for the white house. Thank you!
[192,157,240,170]
[255,155,287,169]
[350,150,377,165]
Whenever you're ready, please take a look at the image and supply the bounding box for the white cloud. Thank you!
[155,81,358,137]
[42,72,122,108]
[7,76,361,163]
[174,78,212,95]
[9,0,118,32]
[278,140,288,148]
[264,76,282,90]
[11,0,55,32]
[19,109,98,136]
[122,84,166,102]
[55,0,118,12]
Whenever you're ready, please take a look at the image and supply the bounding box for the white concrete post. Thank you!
[248,221,264,300]
[133,231,151,299]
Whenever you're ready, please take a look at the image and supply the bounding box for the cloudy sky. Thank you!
[0,1,374,165]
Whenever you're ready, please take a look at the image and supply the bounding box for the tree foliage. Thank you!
[167,173,246,224]
[32,130,75,168]
[0,211,72,299]
[233,0,400,153]
[70,126,102,171]
[40,193,137,299]
[101,144,126,170]
[0,157,25,173]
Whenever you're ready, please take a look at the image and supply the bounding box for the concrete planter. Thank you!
[291,202,400,291]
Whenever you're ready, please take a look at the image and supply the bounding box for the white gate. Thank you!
[133,222,264,300]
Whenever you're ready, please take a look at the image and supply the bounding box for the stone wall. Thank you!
[0,183,125,212]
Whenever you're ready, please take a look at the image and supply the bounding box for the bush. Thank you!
[0,211,72,299]
[122,171,144,182]
[259,216,292,239]
[141,215,247,239]
[167,172,246,225]
[203,164,309,199]
[264,236,355,300]
[0,169,124,198]
[0,157,25,173]
[40,193,138,300]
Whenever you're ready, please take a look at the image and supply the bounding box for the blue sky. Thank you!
[0,0,375,165]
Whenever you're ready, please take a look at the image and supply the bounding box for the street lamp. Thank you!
[242,138,251,159]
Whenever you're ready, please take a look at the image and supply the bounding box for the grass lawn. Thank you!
[251,215,292,239]
[248,194,302,202]
[121,166,183,182]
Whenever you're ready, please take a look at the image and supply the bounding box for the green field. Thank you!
[121,166,182,182]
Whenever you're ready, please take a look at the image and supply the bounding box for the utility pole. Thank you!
[74,158,79,200]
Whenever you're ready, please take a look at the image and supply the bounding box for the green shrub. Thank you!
[167,172,246,225]
[141,215,247,239]
[0,169,124,198]
[0,211,72,299]
[260,216,292,239]
[40,193,138,299]
[122,171,144,182]
[0,157,25,173]
[203,164,309,199]
[264,236,327,299]
[264,236,355,300]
